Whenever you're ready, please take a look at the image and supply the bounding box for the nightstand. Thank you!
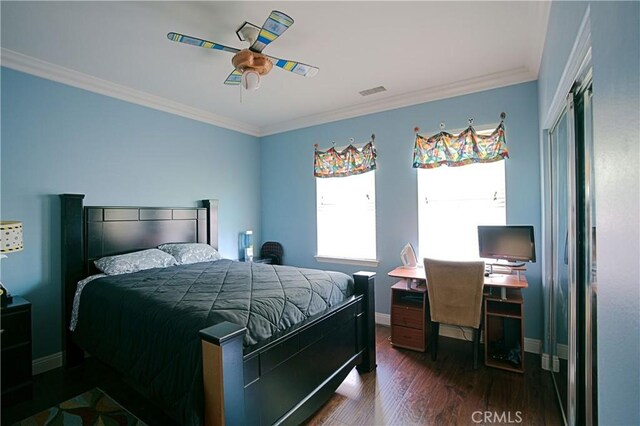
[1,296,33,405]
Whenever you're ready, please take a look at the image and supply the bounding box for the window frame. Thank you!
[416,126,507,262]
[315,169,378,267]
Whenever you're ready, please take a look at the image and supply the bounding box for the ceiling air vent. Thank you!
[359,86,387,97]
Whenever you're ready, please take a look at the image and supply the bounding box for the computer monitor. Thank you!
[477,225,536,266]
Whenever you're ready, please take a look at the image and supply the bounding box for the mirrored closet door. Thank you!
[546,70,596,426]
[549,107,570,422]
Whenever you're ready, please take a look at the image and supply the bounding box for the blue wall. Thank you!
[261,81,543,340]
[537,1,590,121]
[3,3,637,421]
[0,68,262,359]
[538,2,639,423]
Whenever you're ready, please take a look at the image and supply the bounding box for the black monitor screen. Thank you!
[478,225,536,263]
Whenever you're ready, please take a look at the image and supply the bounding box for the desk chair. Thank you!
[424,258,485,369]
[260,241,284,265]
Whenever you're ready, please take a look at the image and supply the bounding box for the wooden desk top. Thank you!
[388,266,528,289]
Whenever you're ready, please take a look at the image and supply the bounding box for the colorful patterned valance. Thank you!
[314,136,376,178]
[412,116,508,169]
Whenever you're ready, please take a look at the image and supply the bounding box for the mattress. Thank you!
[73,259,353,425]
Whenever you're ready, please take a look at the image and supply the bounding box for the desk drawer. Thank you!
[391,325,424,349]
[391,307,423,329]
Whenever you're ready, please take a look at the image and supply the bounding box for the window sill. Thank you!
[315,256,379,268]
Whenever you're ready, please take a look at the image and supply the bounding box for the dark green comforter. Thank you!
[74,259,353,425]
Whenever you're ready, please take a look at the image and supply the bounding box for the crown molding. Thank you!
[1,48,261,137]
[2,48,536,139]
[527,1,552,76]
[260,66,537,136]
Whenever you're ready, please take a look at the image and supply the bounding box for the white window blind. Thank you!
[418,161,506,261]
[316,172,376,260]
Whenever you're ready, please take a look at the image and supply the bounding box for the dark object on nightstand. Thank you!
[260,241,284,265]
[0,283,14,305]
[1,296,33,406]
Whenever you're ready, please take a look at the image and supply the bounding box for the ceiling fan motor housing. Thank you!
[232,49,273,76]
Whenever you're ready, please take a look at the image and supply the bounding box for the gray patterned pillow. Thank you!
[157,243,222,265]
[94,248,177,275]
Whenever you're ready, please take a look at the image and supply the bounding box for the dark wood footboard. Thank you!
[200,272,376,426]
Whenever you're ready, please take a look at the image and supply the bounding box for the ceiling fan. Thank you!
[167,10,319,91]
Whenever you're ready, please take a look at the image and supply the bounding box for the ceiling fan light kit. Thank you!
[167,10,318,92]
[242,70,261,91]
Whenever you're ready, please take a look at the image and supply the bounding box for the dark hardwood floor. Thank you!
[2,325,561,425]
[1,357,178,425]
[307,326,562,426]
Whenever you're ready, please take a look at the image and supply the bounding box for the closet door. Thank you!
[549,105,573,424]
[548,79,596,426]
[575,83,597,426]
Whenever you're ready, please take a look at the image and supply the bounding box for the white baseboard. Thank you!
[375,312,391,326]
[540,344,568,372]
[525,338,542,354]
[32,352,63,375]
[542,353,564,372]
[542,353,551,371]
[556,343,568,360]
[375,311,542,354]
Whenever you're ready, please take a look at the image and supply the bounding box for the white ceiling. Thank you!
[1,1,550,136]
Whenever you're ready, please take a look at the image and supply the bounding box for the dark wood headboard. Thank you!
[59,194,218,366]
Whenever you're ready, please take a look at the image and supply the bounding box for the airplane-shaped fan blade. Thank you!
[224,69,242,85]
[249,10,294,53]
[167,32,240,54]
[267,56,319,78]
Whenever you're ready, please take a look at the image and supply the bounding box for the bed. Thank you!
[60,194,376,425]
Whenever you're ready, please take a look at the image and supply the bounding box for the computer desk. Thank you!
[388,265,528,372]
[388,265,528,300]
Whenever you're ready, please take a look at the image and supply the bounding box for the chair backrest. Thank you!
[260,241,284,265]
[424,258,485,328]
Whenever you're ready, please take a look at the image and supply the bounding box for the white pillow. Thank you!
[157,243,222,265]
[94,248,177,275]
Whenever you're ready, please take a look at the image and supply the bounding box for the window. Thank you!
[418,160,506,261]
[316,171,376,262]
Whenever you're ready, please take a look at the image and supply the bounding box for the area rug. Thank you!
[15,387,146,426]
